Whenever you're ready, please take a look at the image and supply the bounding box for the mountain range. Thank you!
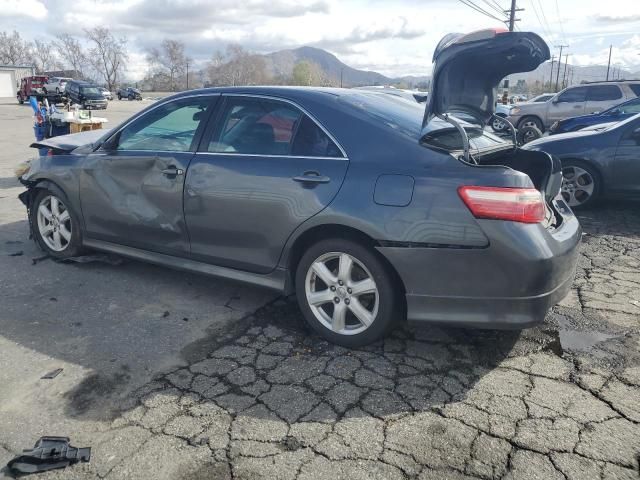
[261,46,429,88]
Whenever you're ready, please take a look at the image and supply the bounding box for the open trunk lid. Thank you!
[422,29,550,128]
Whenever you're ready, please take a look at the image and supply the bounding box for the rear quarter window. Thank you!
[586,85,623,101]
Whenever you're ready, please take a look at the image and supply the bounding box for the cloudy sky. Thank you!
[1,0,639,80]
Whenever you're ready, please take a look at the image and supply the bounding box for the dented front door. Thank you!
[79,95,217,255]
[80,151,193,255]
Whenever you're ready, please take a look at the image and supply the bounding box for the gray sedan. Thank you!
[19,30,580,346]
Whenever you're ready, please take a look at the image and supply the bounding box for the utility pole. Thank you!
[340,68,343,88]
[548,55,555,90]
[186,61,189,90]
[561,54,569,89]
[501,0,523,94]
[555,45,568,91]
[606,45,612,80]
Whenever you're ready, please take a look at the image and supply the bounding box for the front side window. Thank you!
[586,85,622,101]
[557,87,587,103]
[618,98,640,114]
[117,97,212,152]
[629,84,640,96]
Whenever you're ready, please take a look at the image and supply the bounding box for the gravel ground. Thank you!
[0,98,638,479]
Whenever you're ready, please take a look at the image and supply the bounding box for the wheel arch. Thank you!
[284,223,407,302]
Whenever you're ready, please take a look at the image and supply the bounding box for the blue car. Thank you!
[549,96,640,134]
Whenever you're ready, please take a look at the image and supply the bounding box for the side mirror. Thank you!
[551,98,560,104]
[610,108,620,115]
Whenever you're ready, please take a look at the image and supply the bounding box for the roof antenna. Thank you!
[436,113,475,165]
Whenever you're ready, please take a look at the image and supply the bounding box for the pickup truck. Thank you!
[117,87,142,100]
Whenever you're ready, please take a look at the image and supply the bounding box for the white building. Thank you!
[0,65,35,98]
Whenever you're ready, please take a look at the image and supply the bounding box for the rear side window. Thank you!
[209,96,342,157]
[557,87,587,103]
[629,84,640,97]
[587,85,622,101]
[291,115,342,157]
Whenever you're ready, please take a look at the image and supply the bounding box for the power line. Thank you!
[528,0,552,40]
[480,0,505,15]
[554,0,567,44]
[456,0,507,22]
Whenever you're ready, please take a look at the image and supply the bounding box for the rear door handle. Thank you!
[161,166,184,176]
[293,171,330,184]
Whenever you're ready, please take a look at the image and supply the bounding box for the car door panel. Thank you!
[612,119,640,194]
[585,85,624,115]
[184,95,349,274]
[81,151,194,254]
[79,95,218,255]
[547,87,587,124]
[184,154,348,273]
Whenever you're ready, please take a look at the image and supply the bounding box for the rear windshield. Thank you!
[338,92,423,138]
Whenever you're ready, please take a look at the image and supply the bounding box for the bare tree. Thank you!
[84,27,128,90]
[147,39,190,91]
[0,30,33,66]
[32,39,61,73]
[206,45,270,86]
[54,34,89,78]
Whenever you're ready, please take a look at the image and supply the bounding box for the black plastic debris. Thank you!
[6,437,91,475]
[7,251,23,257]
[31,254,49,265]
[41,368,63,380]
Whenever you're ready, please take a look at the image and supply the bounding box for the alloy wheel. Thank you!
[492,117,506,131]
[305,252,379,335]
[36,195,72,252]
[561,166,595,207]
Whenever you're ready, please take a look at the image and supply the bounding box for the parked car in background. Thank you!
[524,113,640,208]
[507,81,640,132]
[99,87,113,101]
[549,96,640,134]
[65,80,108,109]
[43,77,72,94]
[492,93,555,132]
[19,30,580,347]
[117,87,142,100]
[16,76,48,103]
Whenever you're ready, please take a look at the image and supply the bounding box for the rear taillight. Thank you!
[458,186,545,224]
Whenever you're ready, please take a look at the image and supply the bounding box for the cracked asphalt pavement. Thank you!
[0,100,639,479]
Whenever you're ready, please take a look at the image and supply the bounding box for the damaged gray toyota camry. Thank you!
[18,29,581,347]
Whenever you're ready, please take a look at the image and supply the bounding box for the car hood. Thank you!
[423,29,549,129]
[31,129,112,154]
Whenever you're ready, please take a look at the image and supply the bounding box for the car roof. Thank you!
[169,86,382,102]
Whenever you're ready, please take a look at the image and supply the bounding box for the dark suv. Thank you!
[66,80,108,110]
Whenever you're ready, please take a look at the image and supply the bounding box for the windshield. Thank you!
[602,112,640,132]
[80,86,101,95]
[338,92,423,138]
[603,97,640,115]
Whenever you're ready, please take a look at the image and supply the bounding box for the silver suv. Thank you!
[506,81,640,132]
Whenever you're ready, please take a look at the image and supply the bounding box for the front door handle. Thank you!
[293,171,330,184]
[161,166,184,176]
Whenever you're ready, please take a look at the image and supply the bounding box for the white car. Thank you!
[99,87,113,101]
[43,77,72,94]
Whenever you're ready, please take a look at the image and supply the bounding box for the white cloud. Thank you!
[0,0,47,19]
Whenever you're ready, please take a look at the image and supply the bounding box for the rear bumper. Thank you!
[377,201,581,329]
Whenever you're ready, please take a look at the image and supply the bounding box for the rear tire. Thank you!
[295,238,399,347]
[491,115,507,132]
[561,160,601,209]
[30,188,83,259]
[518,115,544,132]
[517,125,542,145]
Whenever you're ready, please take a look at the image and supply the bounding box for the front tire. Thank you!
[491,115,507,132]
[561,160,601,209]
[30,189,83,258]
[295,238,399,347]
